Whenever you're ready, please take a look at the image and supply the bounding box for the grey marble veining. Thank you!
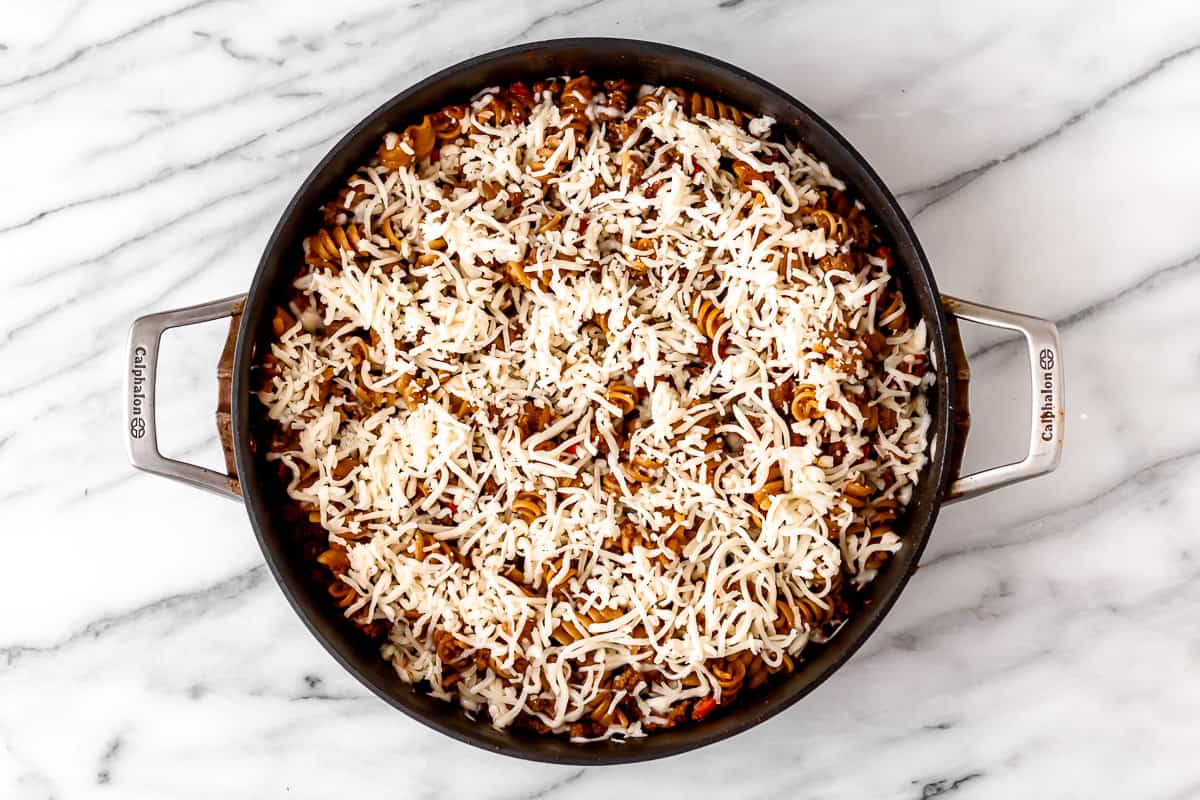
[2,1,1198,797]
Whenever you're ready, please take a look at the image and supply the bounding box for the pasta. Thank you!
[691,297,728,342]
[253,77,931,742]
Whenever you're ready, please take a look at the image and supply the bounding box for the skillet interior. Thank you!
[233,38,958,764]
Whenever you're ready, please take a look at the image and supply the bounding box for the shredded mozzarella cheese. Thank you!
[257,81,932,741]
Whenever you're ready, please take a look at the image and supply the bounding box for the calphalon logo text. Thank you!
[1038,348,1056,442]
[130,346,148,439]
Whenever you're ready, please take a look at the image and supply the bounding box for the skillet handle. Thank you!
[941,296,1064,503]
[126,295,246,500]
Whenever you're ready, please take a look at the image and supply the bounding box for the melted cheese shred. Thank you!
[258,82,931,740]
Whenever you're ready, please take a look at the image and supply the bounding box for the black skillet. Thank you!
[126,38,1064,764]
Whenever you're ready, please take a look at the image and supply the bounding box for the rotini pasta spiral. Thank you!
[619,150,645,185]
[753,464,786,511]
[809,209,851,243]
[746,655,772,690]
[860,524,900,571]
[732,160,766,192]
[606,382,639,416]
[612,90,666,142]
[709,657,746,699]
[602,78,633,116]
[503,259,540,290]
[543,554,577,592]
[327,580,357,610]
[551,617,587,645]
[512,492,545,524]
[790,384,822,420]
[379,116,436,170]
[475,82,535,127]
[793,570,845,629]
[429,104,469,141]
[682,90,746,126]
[305,224,364,268]
[316,545,349,573]
[842,479,872,509]
[691,296,727,340]
[395,373,427,412]
[847,207,875,245]
[622,454,662,483]
[412,530,461,563]
[604,519,646,556]
[867,498,899,528]
[559,76,594,145]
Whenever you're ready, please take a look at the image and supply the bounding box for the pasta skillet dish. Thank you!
[254,76,931,740]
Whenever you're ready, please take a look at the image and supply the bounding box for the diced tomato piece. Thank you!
[692,697,717,721]
[874,245,893,268]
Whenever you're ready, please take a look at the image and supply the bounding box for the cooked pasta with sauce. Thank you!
[253,76,931,741]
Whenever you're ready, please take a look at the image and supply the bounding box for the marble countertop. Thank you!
[3,1,1198,797]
